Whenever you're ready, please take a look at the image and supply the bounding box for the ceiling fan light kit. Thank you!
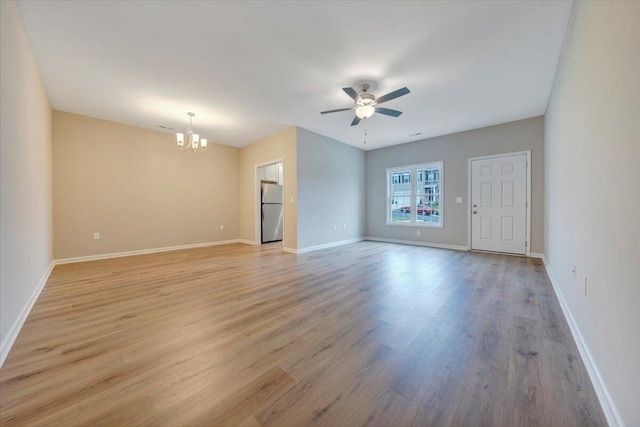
[356,105,375,119]
[177,112,207,152]
[321,83,410,126]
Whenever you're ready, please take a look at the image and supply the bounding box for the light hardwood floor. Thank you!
[0,242,606,426]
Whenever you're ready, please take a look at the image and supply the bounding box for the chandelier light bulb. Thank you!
[176,133,184,146]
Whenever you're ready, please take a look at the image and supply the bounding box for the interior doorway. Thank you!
[256,161,283,244]
[469,151,530,255]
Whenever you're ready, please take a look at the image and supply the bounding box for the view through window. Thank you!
[388,161,443,227]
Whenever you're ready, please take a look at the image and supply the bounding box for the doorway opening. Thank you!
[256,162,283,244]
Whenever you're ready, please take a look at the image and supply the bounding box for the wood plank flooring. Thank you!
[0,242,607,426]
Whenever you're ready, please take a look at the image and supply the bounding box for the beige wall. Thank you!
[239,128,297,249]
[545,2,640,426]
[53,111,240,259]
[296,128,365,250]
[366,117,545,252]
[0,0,53,363]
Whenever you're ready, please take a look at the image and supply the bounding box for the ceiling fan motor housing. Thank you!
[357,93,376,107]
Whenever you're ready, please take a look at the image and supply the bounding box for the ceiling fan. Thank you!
[320,83,410,126]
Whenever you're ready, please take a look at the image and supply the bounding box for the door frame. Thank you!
[255,159,284,245]
[467,150,531,256]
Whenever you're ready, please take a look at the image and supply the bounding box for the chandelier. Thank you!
[176,112,207,152]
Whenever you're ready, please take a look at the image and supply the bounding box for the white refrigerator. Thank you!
[261,183,283,243]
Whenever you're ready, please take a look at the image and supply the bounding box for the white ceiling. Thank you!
[17,1,572,151]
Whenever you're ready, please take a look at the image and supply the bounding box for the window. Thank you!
[387,161,443,227]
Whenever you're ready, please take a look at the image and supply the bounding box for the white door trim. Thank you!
[467,150,531,257]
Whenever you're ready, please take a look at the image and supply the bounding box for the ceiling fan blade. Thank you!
[375,87,410,104]
[320,107,353,114]
[351,116,361,126]
[342,87,360,102]
[375,107,403,117]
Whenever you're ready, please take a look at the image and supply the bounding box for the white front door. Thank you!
[471,153,528,255]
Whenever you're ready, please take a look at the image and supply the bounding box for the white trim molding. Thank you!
[55,239,243,265]
[292,238,365,254]
[541,255,624,427]
[365,236,468,252]
[237,239,259,246]
[529,252,544,259]
[1,261,55,368]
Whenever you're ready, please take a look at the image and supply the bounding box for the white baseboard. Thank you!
[541,255,624,427]
[292,237,365,254]
[364,236,468,252]
[529,252,544,259]
[54,239,243,265]
[282,247,297,254]
[237,239,258,246]
[0,261,55,368]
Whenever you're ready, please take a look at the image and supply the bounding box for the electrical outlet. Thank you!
[333,225,337,231]
[571,264,577,278]
[93,232,100,240]
[343,224,347,230]
[416,230,421,236]
[219,224,224,230]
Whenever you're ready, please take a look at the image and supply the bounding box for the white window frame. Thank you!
[386,161,444,228]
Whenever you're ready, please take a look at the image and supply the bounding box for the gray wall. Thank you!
[366,117,544,252]
[296,128,366,250]
[545,2,640,426]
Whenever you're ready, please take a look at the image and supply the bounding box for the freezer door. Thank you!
[262,184,283,204]
[262,203,283,242]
